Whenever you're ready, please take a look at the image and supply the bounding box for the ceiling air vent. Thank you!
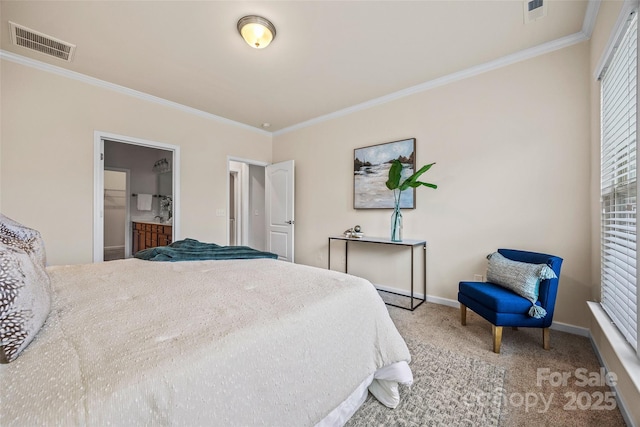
[9,21,75,62]
[524,0,547,23]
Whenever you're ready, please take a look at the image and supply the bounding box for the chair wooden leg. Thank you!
[460,304,467,326]
[492,325,503,353]
[543,328,550,350]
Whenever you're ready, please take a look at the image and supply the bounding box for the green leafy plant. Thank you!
[384,159,437,241]
[385,159,437,241]
[386,160,437,195]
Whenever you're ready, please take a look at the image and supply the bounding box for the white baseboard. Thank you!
[373,283,458,308]
[374,283,425,301]
[550,320,589,337]
[589,334,637,427]
[426,294,460,308]
[587,301,639,427]
[375,284,588,335]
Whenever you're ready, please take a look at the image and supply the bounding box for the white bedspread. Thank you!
[0,258,411,426]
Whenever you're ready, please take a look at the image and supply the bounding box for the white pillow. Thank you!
[0,214,51,363]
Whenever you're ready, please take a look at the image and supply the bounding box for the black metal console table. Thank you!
[327,236,427,311]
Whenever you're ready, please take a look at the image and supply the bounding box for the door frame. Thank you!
[226,156,268,246]
[93,131,181,262]
[228,170,239,245]
[103,167,131,259]
[228,161,249,246]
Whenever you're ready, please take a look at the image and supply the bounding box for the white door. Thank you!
[265,160,294,262]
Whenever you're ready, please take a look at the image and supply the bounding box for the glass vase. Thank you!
[390,205,403,242]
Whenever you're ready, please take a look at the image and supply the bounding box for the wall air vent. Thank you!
[524,0,547,23]
[9,21,75,62]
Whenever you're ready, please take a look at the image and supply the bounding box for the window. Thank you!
[600,11,639,355]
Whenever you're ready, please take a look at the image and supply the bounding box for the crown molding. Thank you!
[593,0,639,80]
[582,0,602,38]
[1,5,596,140]
[0,50,271,137]
[274,30,589,136]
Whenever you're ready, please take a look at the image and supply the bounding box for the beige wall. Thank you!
[0,60,271,265]
[273,42,592,328]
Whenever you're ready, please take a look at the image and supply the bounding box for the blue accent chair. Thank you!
[457,249,563,353]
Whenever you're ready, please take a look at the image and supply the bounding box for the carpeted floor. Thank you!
[348,301,627,426]
[347,339,505,426]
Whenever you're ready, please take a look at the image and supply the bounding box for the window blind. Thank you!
[601,12,639,354]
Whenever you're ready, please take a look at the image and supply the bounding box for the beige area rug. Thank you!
[346,339,506,426]
[358,302,627,426]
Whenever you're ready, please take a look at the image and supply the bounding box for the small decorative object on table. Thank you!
[385,160,438,242]
[344,225,363,238]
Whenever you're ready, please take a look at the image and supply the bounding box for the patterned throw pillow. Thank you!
[486,251,556,304]
[0,214,51,363]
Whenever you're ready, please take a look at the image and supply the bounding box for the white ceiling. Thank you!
[0,1,590,133]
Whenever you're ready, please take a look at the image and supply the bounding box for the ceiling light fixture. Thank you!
[237,15,276,49]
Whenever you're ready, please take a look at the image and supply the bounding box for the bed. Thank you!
[0,217,413,426]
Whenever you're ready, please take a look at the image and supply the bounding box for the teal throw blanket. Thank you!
[134,238,278,262]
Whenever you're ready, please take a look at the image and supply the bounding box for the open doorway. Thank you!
[229,170,239,246]
[227,158,295,262]
[103,168,130,261]
[94,131,180,263]
[228,159,266,251]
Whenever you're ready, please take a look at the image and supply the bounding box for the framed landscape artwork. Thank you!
[354,138,416,209]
